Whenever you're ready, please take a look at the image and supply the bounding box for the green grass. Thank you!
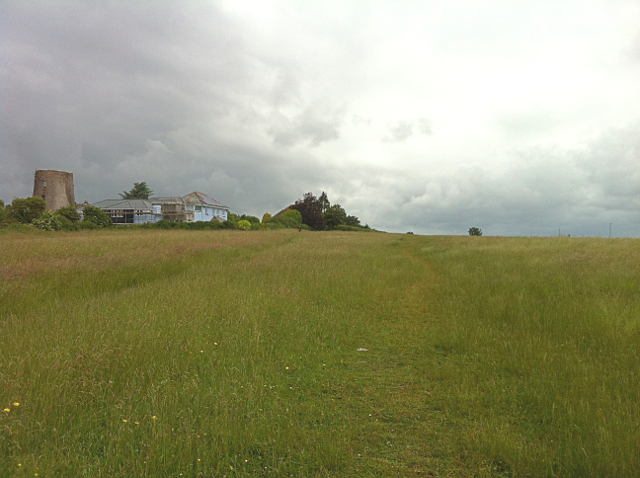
[1,230,639,477]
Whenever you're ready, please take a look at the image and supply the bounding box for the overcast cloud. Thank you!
[2,0,639,236]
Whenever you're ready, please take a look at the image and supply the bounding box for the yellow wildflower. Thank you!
[3,408,9,413]
[13,403,19,407]
[123,419,128,423]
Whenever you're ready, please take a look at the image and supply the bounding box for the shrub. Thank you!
[335,224,374,232]
[31,211,63,231]
[266,209,302,229]
[82,206,113,228]
[56,205,81,223]
[240,214,260,224]
[217,218,235,229]
[237,220,251,231]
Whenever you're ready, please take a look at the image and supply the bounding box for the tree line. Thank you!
[275,191,370,231]
[0,184,372,233]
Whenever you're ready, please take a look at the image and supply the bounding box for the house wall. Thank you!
[134,213,161,224]
[193,206,228,221]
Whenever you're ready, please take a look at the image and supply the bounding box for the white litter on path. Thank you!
[357,348,369,352]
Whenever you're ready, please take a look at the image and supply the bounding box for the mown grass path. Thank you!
[1,230,639,477]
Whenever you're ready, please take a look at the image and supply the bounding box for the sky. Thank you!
[1,0,639,236]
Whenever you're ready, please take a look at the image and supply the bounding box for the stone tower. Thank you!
[33,170,75,211]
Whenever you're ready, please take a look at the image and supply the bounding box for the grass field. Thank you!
[1,229,639,477]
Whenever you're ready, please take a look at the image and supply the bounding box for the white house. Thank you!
[182,192,229,222]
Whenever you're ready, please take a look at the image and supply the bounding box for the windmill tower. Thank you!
[33,170,75,210]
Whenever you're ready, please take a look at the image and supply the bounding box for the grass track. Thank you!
[1,230,639,477]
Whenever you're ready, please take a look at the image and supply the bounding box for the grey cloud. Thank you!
[384,118,432,142]
[0,2,330,213]
[329,128,640,237]
[574,122,640,205]
[384,120,414,142]
[269,108,342,147]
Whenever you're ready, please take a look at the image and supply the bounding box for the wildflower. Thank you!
[135,421,140,425]
[123,419,128,423]
[285,366,289,370]
[3,409,9,413]
[13,403,19,407]
[152,416,157,420]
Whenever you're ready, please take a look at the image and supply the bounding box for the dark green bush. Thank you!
[7,197,47,224]
[82,206,113,228]
[56,205,81,223]
[265,209,302,229]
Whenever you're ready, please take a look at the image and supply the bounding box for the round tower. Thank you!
[33,170,75,211]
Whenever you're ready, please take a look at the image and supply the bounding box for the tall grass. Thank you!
[1,230,639,476]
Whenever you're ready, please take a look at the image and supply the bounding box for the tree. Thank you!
[345,215,362,227]
[323,204,347,230]
[319,191,330,213]
[261,212,272,223]
[291,192,323,230]
[82,205,113,228]
[468,227,482,236]
[120,182,154,199]
[7,197,47,224]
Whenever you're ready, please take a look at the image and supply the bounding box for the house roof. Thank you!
[149,196,185,204]
[273,205,295,217]
[92,199,154,210]
[182,192,229,209]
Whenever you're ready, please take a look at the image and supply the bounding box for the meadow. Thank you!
[1,228,639,477]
